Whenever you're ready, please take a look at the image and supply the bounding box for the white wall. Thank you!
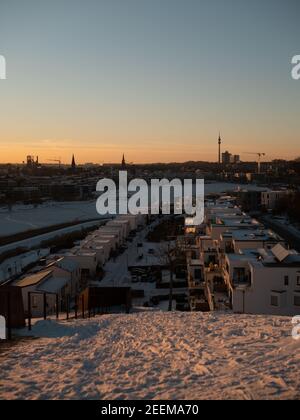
[67,254,97,279]
[232,266,300,316]
[21,285,58,318]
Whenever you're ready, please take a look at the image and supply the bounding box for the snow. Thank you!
[0,184,267,238]
[0,249,50,285]
[264,215,300,240]
[0,201,102,237]
[39,276,70,294]
[1,312,299,400]
[0,220,104,255]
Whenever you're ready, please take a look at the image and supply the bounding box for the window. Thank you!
[233,267,248,285]
[284,276,289,286]
[32,295,38,308]
[294,295,300,307]
[297,276,300,287]
[194,269,202,281]
[271,295,279,307]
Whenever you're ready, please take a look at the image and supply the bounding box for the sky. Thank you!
[0,0,299,164]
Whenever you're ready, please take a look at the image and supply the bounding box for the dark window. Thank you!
[271,295,279,307]
[284,276,289,286]
[294,295,300,307]
[32,295,38,308]
[297,276,300,287]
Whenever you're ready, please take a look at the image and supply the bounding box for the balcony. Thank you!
[232,272,251,287]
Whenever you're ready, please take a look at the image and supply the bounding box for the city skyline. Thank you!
[0,0,300,163]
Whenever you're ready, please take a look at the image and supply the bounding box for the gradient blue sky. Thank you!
[0,0,299,163]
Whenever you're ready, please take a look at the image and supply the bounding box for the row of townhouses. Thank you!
[13,214,146,317]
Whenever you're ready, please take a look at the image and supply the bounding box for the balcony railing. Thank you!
[232,276,251,286]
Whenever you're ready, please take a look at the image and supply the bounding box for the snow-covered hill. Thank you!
[0,312,299,400]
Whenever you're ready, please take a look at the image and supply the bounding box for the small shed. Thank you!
[0,286,25,328]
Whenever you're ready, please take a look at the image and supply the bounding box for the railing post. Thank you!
[75,295,78,320]
[93,299,96,317]
[66,295,70,320]
[56,294,59,319]
[82,295,85,319]
[88,295,91,319]
[28,292,32,331]
[7,292,12,340]
[43,293,47,320]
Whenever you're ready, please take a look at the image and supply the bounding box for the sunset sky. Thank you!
[0,0,299,164]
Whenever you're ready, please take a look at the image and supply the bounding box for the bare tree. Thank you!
[158,242,181,311]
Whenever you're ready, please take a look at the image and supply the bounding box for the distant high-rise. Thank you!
[222,151,232,165]
[218,133,222,164]
[233,155,240,164]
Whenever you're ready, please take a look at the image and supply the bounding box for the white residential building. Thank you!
[220,229,286,254]
[80,244,106,266]
[224,244,300,316]
[15,258,80,318]
[97,226,123,246]
[65,250,98,284]
[207,215,261,241]
[106,219,130,239]
[118,215,139,231]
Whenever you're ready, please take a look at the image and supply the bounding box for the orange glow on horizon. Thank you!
[0,143,297,165]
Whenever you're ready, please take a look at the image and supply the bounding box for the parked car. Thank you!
[131,275,139,283]
[176,303,190,312]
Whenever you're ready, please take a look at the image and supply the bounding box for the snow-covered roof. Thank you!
[38,276,69,293]
[16,270,53,288]
[56,257,79,272]
[231,229,282,242]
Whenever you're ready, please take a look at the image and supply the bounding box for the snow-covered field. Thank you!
[0,219,105,256]
[0,201,101,237]
[0,183,268,238]
[0,312,299,400]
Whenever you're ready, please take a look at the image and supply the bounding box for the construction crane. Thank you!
[47,158,62,168]
[243,152,266,174]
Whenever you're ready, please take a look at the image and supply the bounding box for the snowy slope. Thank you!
[0,312,299,400]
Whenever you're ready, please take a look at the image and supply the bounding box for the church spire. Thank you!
[71,154,76,169]
[121,154,126,169]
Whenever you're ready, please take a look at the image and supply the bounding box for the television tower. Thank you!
[218,133,222,164]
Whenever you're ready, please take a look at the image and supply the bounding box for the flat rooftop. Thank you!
[227,247,300,268]
[230,229,282,242]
